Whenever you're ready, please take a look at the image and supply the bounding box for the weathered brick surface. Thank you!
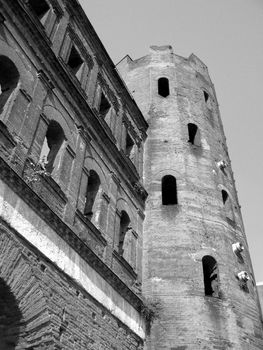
[117,45,263,349]
[0,224,143,349]
[0,0,148,348]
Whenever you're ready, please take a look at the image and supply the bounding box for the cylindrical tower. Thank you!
[117,45,263,349]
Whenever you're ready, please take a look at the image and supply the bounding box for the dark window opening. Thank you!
[0,278,24,349]
[118,211,131,256]
[222,190,228,204]
[0,56,19,115]
[202,256,219,297]
[84,170,101,219]
[67,45,83,79]
[39,121,65,174]
[162,175,178,205]
[188,123,201,146]
[28,0,50,25]
[125,132,135,157]
[203,90,209,102]
[99,93,111,119]
[158,77,170,97]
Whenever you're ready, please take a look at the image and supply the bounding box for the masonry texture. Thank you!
[0,0,262,349]
[117,46,263,349]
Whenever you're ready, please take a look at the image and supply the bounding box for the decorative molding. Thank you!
[40,113,49,125]
[75,209,107,247]
[111,172,121,186]
[113,249,137,280]
[0,156,143,311]
[98,73,120,112]
[66,144,75,158]
[132,229,138,239]
[76,125,91,144]
[37,70,55,90]
[137,208,145,220]
[67,24,94,69]
[49,0,63,18]
[102,191,110,203]
[20,88,32,102]
[116,208,122,217]
[133,182,148,201]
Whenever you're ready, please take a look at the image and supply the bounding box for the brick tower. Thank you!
[117,45,263,349]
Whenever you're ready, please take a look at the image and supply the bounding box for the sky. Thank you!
[79,0,263,282]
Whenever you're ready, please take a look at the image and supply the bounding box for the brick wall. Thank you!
[0,223,144,350]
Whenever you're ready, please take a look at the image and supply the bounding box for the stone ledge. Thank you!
[0,156,144,312]
[113,249,138,280]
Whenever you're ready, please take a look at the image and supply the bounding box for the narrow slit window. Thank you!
[221,189,235,223]
[203,90,209,103]
[162,175,178,205]
[39,120,65,174]
[0,56,19,115]
[188,123,201,146]
[118,211,131,256]
[158,77,170,97]
[202,256,219,297]
[222,190,228,204]
[28,0,50,25]
[67,45,84,80]
[84,170,101,219]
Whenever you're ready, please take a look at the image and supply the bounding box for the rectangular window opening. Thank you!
[99,93,111,119]
[28,0,50,24]
[67,45,84,78]
[125,132,135,157]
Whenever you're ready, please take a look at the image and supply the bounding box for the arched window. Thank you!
[221,190,228,204]
[39,120,65,173]
[158,77,169,97]
[221,189,235,223]
[162,175,178,205]
[118,211,131,256]
[84,170,101,218]
[202,256,219,297]
[0,56,19,115]
[187,123,201,146]
[203,90,209,103]
[0,278,24,348]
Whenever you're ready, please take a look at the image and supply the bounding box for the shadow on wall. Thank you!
[0,278,24,350]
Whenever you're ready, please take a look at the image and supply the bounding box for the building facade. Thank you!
[0,1,262,349]
[0,0,148,349]
[117,45,263,349]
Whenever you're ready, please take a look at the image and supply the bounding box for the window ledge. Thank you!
[0,121,17,149]
[40,174,67,202]
[75,209,107,246]
[18,0,52,46]
[113,249,137,280]
[91,108,116,145]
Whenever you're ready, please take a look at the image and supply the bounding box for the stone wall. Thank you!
[117,45,263,350]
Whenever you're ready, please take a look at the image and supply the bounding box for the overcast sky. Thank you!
[79,0,263,282]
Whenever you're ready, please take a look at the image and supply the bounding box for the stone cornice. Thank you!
[113,250,138,280]
[64,0,148,134]
[0,156,144,311]
[67,24,94,69]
